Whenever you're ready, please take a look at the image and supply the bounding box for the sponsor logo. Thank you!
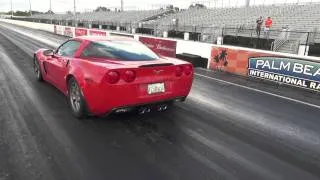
[153,69,164,74]
[249,57,320,91]
[75,28,88,37]
[156,44,175,52]
[64,27,73,37]
[139,37,177,58]
[56,26,64,35]
[212,49,228,70]
[89,30,107,36]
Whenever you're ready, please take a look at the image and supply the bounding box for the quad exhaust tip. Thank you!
[157,104,168,112]
[138,107,151,114]
[138,104,168,114]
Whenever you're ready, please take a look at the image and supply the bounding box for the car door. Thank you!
[46,40,81,92]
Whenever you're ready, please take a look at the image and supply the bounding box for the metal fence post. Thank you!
[304,32,310,56]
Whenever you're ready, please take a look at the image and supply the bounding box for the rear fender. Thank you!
[66,62,108,114]
[66,61,106,94]
[66,68,85,94]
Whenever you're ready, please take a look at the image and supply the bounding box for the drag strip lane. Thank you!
[0,22,320,180]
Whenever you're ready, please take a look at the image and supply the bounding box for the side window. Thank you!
[56,40,81,57]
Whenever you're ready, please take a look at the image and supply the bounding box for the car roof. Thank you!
[74,35,136,42]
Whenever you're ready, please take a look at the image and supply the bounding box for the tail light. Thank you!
[106,71,120,84]
[123,70,136,83]
[184,65,193,76]
[175,66,183,77]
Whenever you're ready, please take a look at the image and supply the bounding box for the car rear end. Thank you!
[78,39,193,115]
[84,62,193,115]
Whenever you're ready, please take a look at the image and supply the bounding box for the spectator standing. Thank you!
[256,16,263,38]
[264,16,273,40]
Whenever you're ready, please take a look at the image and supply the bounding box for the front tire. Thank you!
[34,57,43,81]
[68,78,87,119]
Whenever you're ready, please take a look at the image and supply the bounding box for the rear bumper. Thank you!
[111,96,186,114]
[82,78,192,116]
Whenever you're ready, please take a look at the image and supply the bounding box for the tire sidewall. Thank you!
[34,57,43,81]
[68,78,86,118]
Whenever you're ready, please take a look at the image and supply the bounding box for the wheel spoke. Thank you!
[70,80,81,113]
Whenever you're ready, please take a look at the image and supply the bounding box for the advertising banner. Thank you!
[89,29,107,36]
[210,47,271,76]
[55,25,65,36]
[64,27,74,37]
[139,36,177,57]
[249,57,320,91]
[75,28,88,37]
[210,46,320,91]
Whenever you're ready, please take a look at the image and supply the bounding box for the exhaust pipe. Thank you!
[157,104,168,112]
[138,107,151,115]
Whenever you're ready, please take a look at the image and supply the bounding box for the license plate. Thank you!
[147,83,165,94]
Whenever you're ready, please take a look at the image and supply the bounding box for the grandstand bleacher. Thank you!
[19,3,320,55]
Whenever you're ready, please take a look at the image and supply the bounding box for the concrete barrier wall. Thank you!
[0,19,54,32]
[1,19,319,91]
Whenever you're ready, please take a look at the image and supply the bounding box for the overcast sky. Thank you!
[1,0,319,13]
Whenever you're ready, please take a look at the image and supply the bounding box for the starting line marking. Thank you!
[194,73,320,110]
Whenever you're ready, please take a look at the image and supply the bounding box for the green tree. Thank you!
[95,6,110,12]
[189,3,206,9]
[219,49,228,63]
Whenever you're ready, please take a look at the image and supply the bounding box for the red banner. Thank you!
[89,29,107,36]
[64,27,74,37]
[75,28,88,37]
[139,36,177,57]
[210,47,276,76]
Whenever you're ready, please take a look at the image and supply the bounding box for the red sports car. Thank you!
[34,36,193,118]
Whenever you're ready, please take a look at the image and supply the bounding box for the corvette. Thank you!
[34,36,193,118]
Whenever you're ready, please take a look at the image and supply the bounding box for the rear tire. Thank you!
[34,57,43,81]
[68,78,87,119]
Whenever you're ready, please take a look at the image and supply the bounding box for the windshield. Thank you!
[81,40,159,61]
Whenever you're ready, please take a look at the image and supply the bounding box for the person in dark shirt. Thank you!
[256,16,263,38]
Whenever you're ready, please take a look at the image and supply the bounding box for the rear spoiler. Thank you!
[139,63,174,68]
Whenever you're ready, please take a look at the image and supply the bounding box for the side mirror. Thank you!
[43,49,54,56]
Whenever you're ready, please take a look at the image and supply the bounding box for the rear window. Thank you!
[81,40,159,61]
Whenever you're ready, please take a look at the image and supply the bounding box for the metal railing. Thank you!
[10,17,320,56]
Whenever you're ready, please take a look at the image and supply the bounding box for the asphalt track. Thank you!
[0,22,320,180]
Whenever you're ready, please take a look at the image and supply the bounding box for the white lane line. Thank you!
[195,73,320,110]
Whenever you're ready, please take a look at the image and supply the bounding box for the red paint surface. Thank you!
[139,36,177,57]
[75,28,88,37]
[35,36,193,115]
[89,29,107,36]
